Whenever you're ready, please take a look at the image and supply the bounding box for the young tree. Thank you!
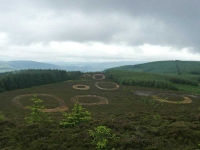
[60,103,91,127]
[25,95,52,124]
[89,126,117,150]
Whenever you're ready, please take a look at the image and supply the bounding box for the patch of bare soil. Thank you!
[70,95,108,106]
[72,84,90,90]
[12,94,68,112]
[95,82,119,90]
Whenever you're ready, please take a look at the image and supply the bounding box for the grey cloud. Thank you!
[0,0,200,52]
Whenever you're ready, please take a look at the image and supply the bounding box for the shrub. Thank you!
[89,126,117,150]
[60,103,91,127]
[25,95,52,124]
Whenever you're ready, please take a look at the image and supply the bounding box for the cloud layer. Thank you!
[0,0,199,62]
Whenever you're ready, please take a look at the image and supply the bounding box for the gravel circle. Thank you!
[152,95,192,104]
[95,82,119,90]
[70,95,109,106]
[92,74,106,80]
[72,84,90,90]
[12,94,68,112]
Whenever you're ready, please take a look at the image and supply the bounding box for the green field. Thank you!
[0,73,200,149]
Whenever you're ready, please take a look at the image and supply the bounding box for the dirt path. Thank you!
[12,94,68,112]
[70,95,109,106]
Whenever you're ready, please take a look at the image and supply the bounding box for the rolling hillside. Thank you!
[0,60,145,73]
[0,61,61,73]
[108,60,200,75]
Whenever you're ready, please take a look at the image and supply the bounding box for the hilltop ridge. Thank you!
[107,60,200,75]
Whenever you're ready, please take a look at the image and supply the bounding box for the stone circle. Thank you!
[152,95,192,104]
[12,94,68,112]
[70,95,109,106]
[92,74,105,80]
[95,82,119,90]
[72,84,90,90]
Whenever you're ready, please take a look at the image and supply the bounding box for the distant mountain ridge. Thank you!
[0,60,145,73]
[107,60,200,75]
[0,61,61,73]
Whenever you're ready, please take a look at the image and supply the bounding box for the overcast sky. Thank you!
[0,0,200,62]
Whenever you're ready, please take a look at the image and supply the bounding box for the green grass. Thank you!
[0,74,200,149]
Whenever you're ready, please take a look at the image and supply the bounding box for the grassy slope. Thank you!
[109,60,200,75]
[0,74,200,149]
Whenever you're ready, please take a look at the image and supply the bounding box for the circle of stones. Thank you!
[92,74,105,80]
[95,82,119,90]
[12,94,68,112]
[70,95,109,106]
[72,84,90,90]
[152,95,192,104]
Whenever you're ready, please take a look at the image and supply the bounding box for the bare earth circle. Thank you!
[70,95,109,106]
[92,74,106,80]
[152,95,192,104]
[73,84,90,90]
[12,94,68,112]
[83,74,91,77]
[95,82,119,90]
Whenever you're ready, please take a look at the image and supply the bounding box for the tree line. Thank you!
[106,70,199,91]
[0,69,81,92]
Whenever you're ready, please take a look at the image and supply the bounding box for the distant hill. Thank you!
[108,60,200,75]
[0,61,61,73]
[0,60,145,73]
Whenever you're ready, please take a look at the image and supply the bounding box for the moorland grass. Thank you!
[0,74,200,149]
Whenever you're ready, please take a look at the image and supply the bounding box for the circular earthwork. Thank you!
[92,74,106,80]
[72,84,90,90]
[95,82,119,90]
[70,95,109,106]
[152,95,192,104]
[83,74,91,77]
[12,94,68,112]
